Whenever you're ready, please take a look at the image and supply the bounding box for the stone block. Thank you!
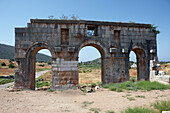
[122,48,128,53]
[68,47,75,52]
[110,48,117,53]
[54,47,61,52]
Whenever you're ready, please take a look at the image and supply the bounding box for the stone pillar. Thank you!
[52,58,78,90]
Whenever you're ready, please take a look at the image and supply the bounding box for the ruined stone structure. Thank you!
[14,19,158,90]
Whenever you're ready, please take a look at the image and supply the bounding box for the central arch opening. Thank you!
[78,46,102,85]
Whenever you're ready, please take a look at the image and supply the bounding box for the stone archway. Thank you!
[14,19,158,90]
[25,43,54,90]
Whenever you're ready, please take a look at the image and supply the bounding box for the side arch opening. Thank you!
[129,47,146,81]
[29,46,52,90]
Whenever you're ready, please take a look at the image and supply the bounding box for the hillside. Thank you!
[0,43,51,62]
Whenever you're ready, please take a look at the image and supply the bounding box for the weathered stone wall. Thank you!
[14,19,158,90]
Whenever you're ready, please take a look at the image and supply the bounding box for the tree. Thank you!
[151,24,160,34]
[1,62,6,66]
[8,63,15,68]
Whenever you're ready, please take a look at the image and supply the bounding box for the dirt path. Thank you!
[0,70,50,89]
[0,88,169,113]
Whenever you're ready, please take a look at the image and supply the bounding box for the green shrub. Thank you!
[36,81,50,88]
[91,83,96,87]
[96,82,102,85]
[151,100,170,112]
[8,63,15,68]
[47,61,51,65]
[127,97,135,101]
[82,101,94,108]
[89,108,101,113]
[106,110,115,113]
[129,77,136,82]
[135,95,145,98]
[38,64,45,67]
[9,59,15,62]
[1,62,6,66]
[109,86,117,91]
[0,78,14,85]
[121,107,157,113]
[47,89,55,92]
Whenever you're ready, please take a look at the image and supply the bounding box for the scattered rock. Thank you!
[79,84,100,93]
[36,86,50,91]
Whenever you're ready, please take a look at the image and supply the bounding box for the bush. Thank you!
[47,89,55,92]
[36,81,50,88]
[38,64,45,67]
[47,61,51,65]
[129,77,136,82]
[1,62,6,66]
[8,63,15,68]
[0,78,14,85]
[9,59,15,62]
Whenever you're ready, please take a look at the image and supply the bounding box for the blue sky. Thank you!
[0,0,169,62]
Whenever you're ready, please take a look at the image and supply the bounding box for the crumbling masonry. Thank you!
[14,19,158,90]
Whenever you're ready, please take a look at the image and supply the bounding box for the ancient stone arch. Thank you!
[14,19,158,90]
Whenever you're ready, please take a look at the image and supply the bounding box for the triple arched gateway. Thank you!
[14,19,158,90]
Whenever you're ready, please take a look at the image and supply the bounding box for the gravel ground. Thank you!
[0,88,170,113]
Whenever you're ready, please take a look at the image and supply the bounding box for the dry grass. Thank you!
[39,71,52,82]
[79,69,101,84]
[36,62,51,72]
[129,69,137,80]
[160,63,170,75]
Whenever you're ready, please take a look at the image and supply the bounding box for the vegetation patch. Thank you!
[151,100,170,112]
[89,108,101,113]
[106,110,115,113]
[135,95,145,98]
[103,79,170,92]
[127,97,135,101]
[36,81,50,88]
[0,78,14,85]
[8,63,15,68]
[1,62,6,66]
[121,107,157,113]
[82,101,94,108]
[122,100,170,113]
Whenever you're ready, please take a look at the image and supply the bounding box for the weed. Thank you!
[8,63,15,68]
[0,78,14,85]
[135,95,145,98]
[126,94,131,96]
[96,82,102,85]
[82,101,94,108]
[36,81,50,88]
[47,89,55,92]
[127,97,135,101]
[106,110,114,113]
[103,80,170,92]
[121,107,157,113]
[91,83,96,87]
[151,100,170,112]
[72,86,77,90]
[89,108,101,113]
